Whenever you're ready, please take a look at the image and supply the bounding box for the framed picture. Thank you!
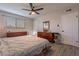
[43,21,50,32]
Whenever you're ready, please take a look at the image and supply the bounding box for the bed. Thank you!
[0,35,51,56]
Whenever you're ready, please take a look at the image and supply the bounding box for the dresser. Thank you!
[37,32,55,42]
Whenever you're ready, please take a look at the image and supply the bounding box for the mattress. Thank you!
[0,35,51,56]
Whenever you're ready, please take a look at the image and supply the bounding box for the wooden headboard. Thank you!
[7,32,27,37]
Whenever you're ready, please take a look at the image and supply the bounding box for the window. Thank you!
[6,16,16,28]
[5,16,25,28]
[16,19,25,28]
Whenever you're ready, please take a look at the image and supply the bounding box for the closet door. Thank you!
[73,12,78,47]
[61,12,78,47]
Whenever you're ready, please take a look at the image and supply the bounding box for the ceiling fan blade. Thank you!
[29,3,33,9]
[22,9,31,11]
[34,8,44,11]
[35,11,40,14]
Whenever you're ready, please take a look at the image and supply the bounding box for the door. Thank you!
[73,12,78,47]
[61,12,78,47]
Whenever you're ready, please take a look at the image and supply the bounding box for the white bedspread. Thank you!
[0,35,51,56]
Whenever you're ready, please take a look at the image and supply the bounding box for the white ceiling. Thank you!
[0,3,79,19]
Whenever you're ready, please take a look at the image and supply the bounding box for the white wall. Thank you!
[33,7,79,45]
[0,10,33,37]
[33,7,79,33]
[33,13,61,33]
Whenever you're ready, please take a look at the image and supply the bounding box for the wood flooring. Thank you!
[46,43,79,56]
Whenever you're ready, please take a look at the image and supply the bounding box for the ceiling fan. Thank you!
[22,3,44,15]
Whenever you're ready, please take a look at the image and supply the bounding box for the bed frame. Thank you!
[7,32,27,37]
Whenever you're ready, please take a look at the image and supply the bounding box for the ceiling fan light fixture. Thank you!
[31,11,36,15]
